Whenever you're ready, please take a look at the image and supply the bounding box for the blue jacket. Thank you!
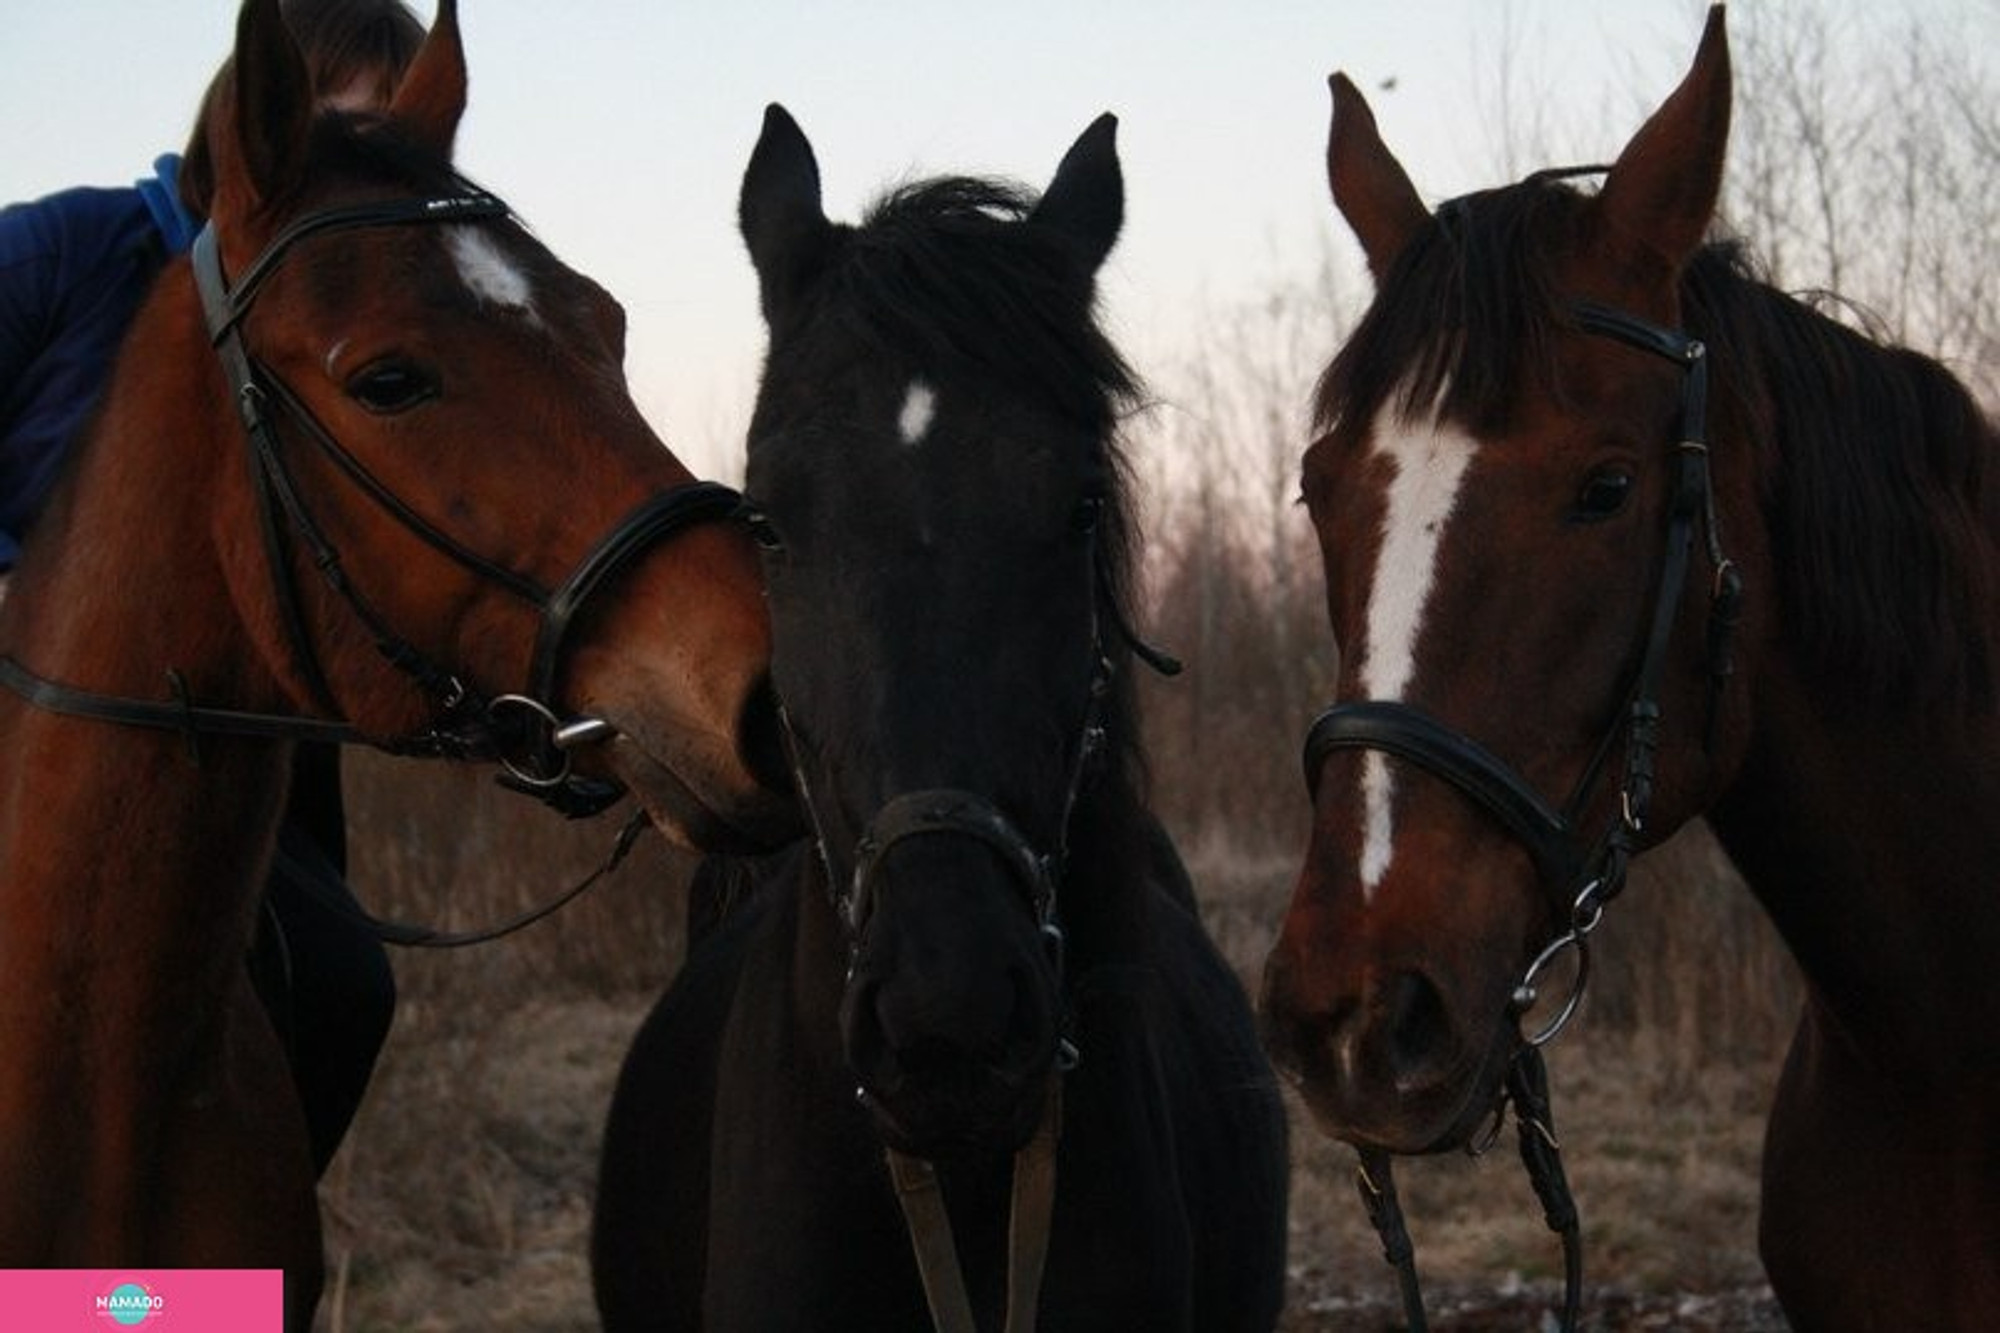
[0,154,199,569]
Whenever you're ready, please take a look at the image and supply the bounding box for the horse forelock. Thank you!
[827,176,1142,433]
[307,108,462,196]
[798,174,1152,740]
[1315,178,1584,444]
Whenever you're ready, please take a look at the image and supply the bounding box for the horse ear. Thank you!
[1326,73,1428,280]
[1031,113,1122,273]
[211,0,314,218]
[739,104,832,319]
[1596,5,1731,272]
[387,0,468,157]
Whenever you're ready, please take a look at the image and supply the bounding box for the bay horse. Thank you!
[592,105,1289,1331]
[0,0,790,1325]
[1261,6,1999,1328]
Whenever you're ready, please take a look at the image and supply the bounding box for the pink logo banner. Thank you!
[0,1270,284,1330]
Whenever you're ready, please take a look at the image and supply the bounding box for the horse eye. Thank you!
[346,359,438,414]
[1574,469,1634,521]
[1072,494,1106,534]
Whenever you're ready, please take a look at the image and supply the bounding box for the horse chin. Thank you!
[1291,1016,1517,1157]
[603,737,797,855]
[859,1070,1049,1163]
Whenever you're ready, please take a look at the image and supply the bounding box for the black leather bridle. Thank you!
[1301,297,1744,1332]
[764,503,1178,989]
[779,614,1116,1018]
[0,183,745,820]
[759,505,1178,1332]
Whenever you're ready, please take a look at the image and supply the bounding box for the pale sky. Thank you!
[6,1,1976,476]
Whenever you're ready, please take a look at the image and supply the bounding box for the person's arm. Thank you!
[0,198,64,568]
[0,187,163,571]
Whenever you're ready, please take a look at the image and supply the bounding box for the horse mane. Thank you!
[1316,176,1998,714]
[823,175,1155,783]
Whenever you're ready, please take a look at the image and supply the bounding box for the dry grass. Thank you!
[312,754,1801,1331]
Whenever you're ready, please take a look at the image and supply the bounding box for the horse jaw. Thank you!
[605,731,792,855]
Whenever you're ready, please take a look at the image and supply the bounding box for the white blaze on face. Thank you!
[897,379,938,446]
[446,226,538,321]
[1355,406,1479,897]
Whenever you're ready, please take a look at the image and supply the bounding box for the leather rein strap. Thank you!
[1308,295,1739,1333]
[1354,1044,1580,1333]
[885,1081,1062,1333]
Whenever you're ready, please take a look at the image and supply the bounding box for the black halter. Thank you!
[780,627,1114,1021]
[0,184,746,819]
[764,502,1185,1073]
[1301,297,1743,1332]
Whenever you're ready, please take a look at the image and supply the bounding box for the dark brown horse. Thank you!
[0,1,787,1325]
[593,105,1288,1332]
[1262,7,1999,1328]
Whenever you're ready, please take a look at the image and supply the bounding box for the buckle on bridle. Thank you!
[487,693,627,818]
[1509,879,1608,1048]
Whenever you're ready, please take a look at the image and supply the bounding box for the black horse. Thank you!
[592,106,1288,1331]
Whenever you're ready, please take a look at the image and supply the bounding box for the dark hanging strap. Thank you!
[883,1079,1064,1333]
[1508,1045,1583,1333]
[275,805,650,948]
[1354,1149,1429,1333]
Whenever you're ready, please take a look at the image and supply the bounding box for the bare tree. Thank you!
[1135,249,1351,852]
[1728,0,1999,403]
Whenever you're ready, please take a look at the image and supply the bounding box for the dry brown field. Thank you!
[310,750,1798,1331]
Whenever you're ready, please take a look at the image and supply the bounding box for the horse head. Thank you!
[193,0,792,851]
[1263,7,1759,1153]
[738,105,1136,1157]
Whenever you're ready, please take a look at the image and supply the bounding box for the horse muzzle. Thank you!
[1264,946,1513,1155]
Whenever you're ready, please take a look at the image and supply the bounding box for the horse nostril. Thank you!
[847,962,1053,1091]
[996,964,1055,1082]
[893,1033,966,1080]
[1378,970,1454,1086]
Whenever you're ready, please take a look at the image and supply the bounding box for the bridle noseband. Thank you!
[781,638,1112,1014]
[0,182,746,819]
[1301,295,1743,1333]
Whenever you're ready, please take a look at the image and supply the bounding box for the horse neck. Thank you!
[6,268,285,710]
[0,268,292,1001]
[1709,660,2000,1072]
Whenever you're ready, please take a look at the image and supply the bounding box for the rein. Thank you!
[885,1081,1062,1333]
[0,183,747,821]
[1301,294,1741,1331]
